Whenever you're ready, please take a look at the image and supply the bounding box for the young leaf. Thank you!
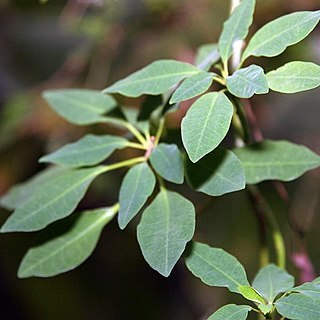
[242,10,320,62]
[1,167,105,233]
[195,44,220,71]
[118,163,156,230]
[0,166,66,210]
[103,60,200,97]
[275,293,320,320]
[292,282,320,300]
[181,92,234,163]
[185,148,245,196]
[226,65,269,98]
[238,285,266,304]
[42,89,117,125]
[137,190,195,277]
[149,143,184,184]
[185,242,250,293]
[218,0,255,64]
[18,206,117,278]
[234,140,320,184]
[170,72,216,104]
[266,61,320,93]
[252,264,294,303]
[207,304,252,320]
[40,134,129,168]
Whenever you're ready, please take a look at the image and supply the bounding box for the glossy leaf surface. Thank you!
[137,190,195,277]
[118,163,156,230]
[195,44,220,71]
[182,92,233,162]
[185,242,250,293]
[234,140,320,184]
[208,304,252,320]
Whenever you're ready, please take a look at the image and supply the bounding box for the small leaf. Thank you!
[40,134,128,167]
[226,65,269,98]
[103,60,200,97]
[186,148,245,196]
[185,242,250,293]
[137,190,195,277]
[242,10,320,62]
[292,282,320,300]
[234,140,320,184]
[118,163,156,230]
[181,92,234,163]
[275,293,320,320]
[266,61,320,93]
[18,206,117,278]
[149,143,184,184]
[0,166,66,210]
[170,72,216,104]
[1,167,105,233]
[208,304,252,320]
[252,264,294,303]
[195,44,220,71]
[238,285,266,304]
[258,304,273,315]
[42,89,117,125]
[218,0,256,64]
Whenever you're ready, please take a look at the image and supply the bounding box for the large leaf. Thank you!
[118,163,156,230]
[195,44,220,71]
[208,304,252,320]
[185,242,250,293]
[1,167,105,233]
[313,277,320,285]
[137,190,195,277]
[40,134,128,168]
[170,71,215,104]
[242,11,320,62]
[149,143,184,184]
[275,293,320,320]
[218,0,255,64]
[266,61,320,93]
[18,206,117,278]
[186,148,245,196]
[252,264,294,303]
[42,89,117,125]
[234,140,320,184]
[103,60,200,97]
[0,166,66,210]
[181,92,233,163]
[226,65,269,98]
[292,282,320,300]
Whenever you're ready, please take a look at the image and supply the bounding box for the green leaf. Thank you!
[103,60,200,97]
[186,148,245,196]
[292,282,320,300]
[266,61,320,93]
[208,304,252,320]
[185,242,250,293]
[42,89,117,125]
[181,92,234,163]
[242,10,320,62]
[149,143,184,184]
[0,166,66,210]
[252,264,294,303]
[238,285,266,304]
[195,44,220,71]
[40,134,128,168]
[275,293,320,320]
[313,277,320,285]
[1,167,105,233]
[234,140,320,184]
[137,190,195,277]
[218,0,256,64]
[170,72,216,104]
[18,206,117,278]
[118,163,156,230]
[226,65,269,98]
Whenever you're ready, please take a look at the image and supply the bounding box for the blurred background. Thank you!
[0,0,319,319]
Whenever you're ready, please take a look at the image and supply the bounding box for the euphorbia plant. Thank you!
[1,1,320,319]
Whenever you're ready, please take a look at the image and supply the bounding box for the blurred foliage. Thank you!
[0,0,319,319]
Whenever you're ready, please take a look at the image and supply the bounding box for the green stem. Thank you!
[101,156,146,173]
[155,118,165,145]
